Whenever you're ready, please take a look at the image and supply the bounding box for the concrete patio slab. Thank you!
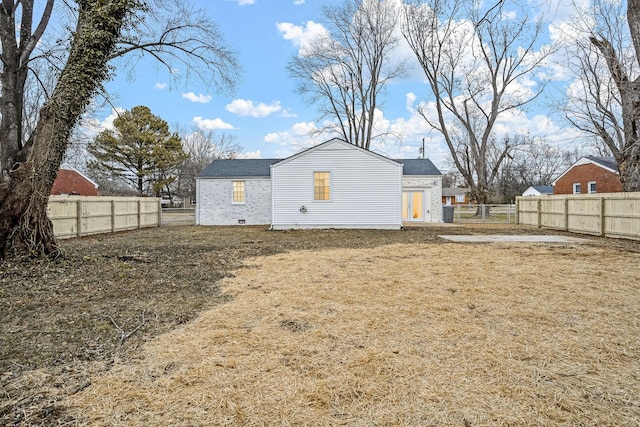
[438,235,584,243]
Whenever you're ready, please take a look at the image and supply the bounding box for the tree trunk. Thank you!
[0,1,135,259]
[617,79,640,191]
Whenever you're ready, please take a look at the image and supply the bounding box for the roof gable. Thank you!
[272,138,402,169]
[59,165,99,189]
[552,156,618,186]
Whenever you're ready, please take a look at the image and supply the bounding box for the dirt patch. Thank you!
[0,226,640,425]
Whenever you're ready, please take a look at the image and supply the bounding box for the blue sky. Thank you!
[94,0,585,170]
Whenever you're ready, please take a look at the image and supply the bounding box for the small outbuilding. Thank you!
[196,138,443,229]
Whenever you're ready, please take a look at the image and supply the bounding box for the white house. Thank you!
[196,138,442,229]
[522,185,553,197]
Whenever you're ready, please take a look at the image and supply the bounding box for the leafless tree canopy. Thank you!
[0,0,240,258]
[288,0,408,150]
[402,0,552,204]
[174,126,242,202]
[560,0,640,191]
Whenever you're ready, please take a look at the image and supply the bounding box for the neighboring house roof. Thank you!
[197,139,442,178]
[442,187,469,197]
[522,185,553,196]
[552,156,618,185]
[532,185,553,194]
[586,156,618,171]
[51,167,99,196]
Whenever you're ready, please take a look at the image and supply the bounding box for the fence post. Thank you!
[158,198,162,226]
[137,199,142,229]
[76,199,83,237]
[514,199,519,224]
[537,199,542,228]
[600,197,606,237]
[111,200,116,233]
[564,197,569,231]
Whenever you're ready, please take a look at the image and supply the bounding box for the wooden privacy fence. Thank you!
[48,196,162,239]
[516,192,640,240]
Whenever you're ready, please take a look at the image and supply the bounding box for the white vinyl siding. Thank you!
[272,140,402,229]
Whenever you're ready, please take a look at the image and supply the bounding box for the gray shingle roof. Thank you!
[197,159,280,178]
[394,159,442,176]
[532,185,553,194]
[442,187,469,197]
[197,157,442,178]
[585,156,617,171]
[197,138,443,179]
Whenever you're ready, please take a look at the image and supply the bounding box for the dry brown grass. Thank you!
[68,242,639,426]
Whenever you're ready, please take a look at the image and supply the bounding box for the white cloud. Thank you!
[279,108,298,118]
[276,21,329,55]
[193,116,235,130]
[154,83,168,90]
[240,150,262,159]
[293,0,305,4]
[263,121,325,150]
[225,99,282,117]
[182,92,212,103]
[100,107,125,130]
[226,0,255,5]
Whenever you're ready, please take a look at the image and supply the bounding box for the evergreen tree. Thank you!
[88,106,186,196]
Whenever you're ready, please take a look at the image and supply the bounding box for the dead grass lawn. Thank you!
[69,242,639,426]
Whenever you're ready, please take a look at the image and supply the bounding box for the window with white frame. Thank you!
[314,172,330,201]
[588,181,597,194]
[232,181,245,203]
[455,194,465,203]
[572,183,581,194]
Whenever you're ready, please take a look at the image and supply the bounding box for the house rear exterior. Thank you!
[552,156,622,195]
[196,139,442,229]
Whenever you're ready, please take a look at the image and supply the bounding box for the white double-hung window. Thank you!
[232,181,245,203]
[314,172,330,201]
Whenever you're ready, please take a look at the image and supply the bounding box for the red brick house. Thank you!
[51,167,99,196]
[442,188,471,205]
[552,156,622,195]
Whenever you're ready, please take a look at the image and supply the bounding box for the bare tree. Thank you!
[175,126,242,203]
[493,140,576,203]
[287,0,407,150]
[0,0,239,258]
[559,0,640,190]
[401,0,553,205]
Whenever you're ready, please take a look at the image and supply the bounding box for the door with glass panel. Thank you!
[402,191,424,221]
